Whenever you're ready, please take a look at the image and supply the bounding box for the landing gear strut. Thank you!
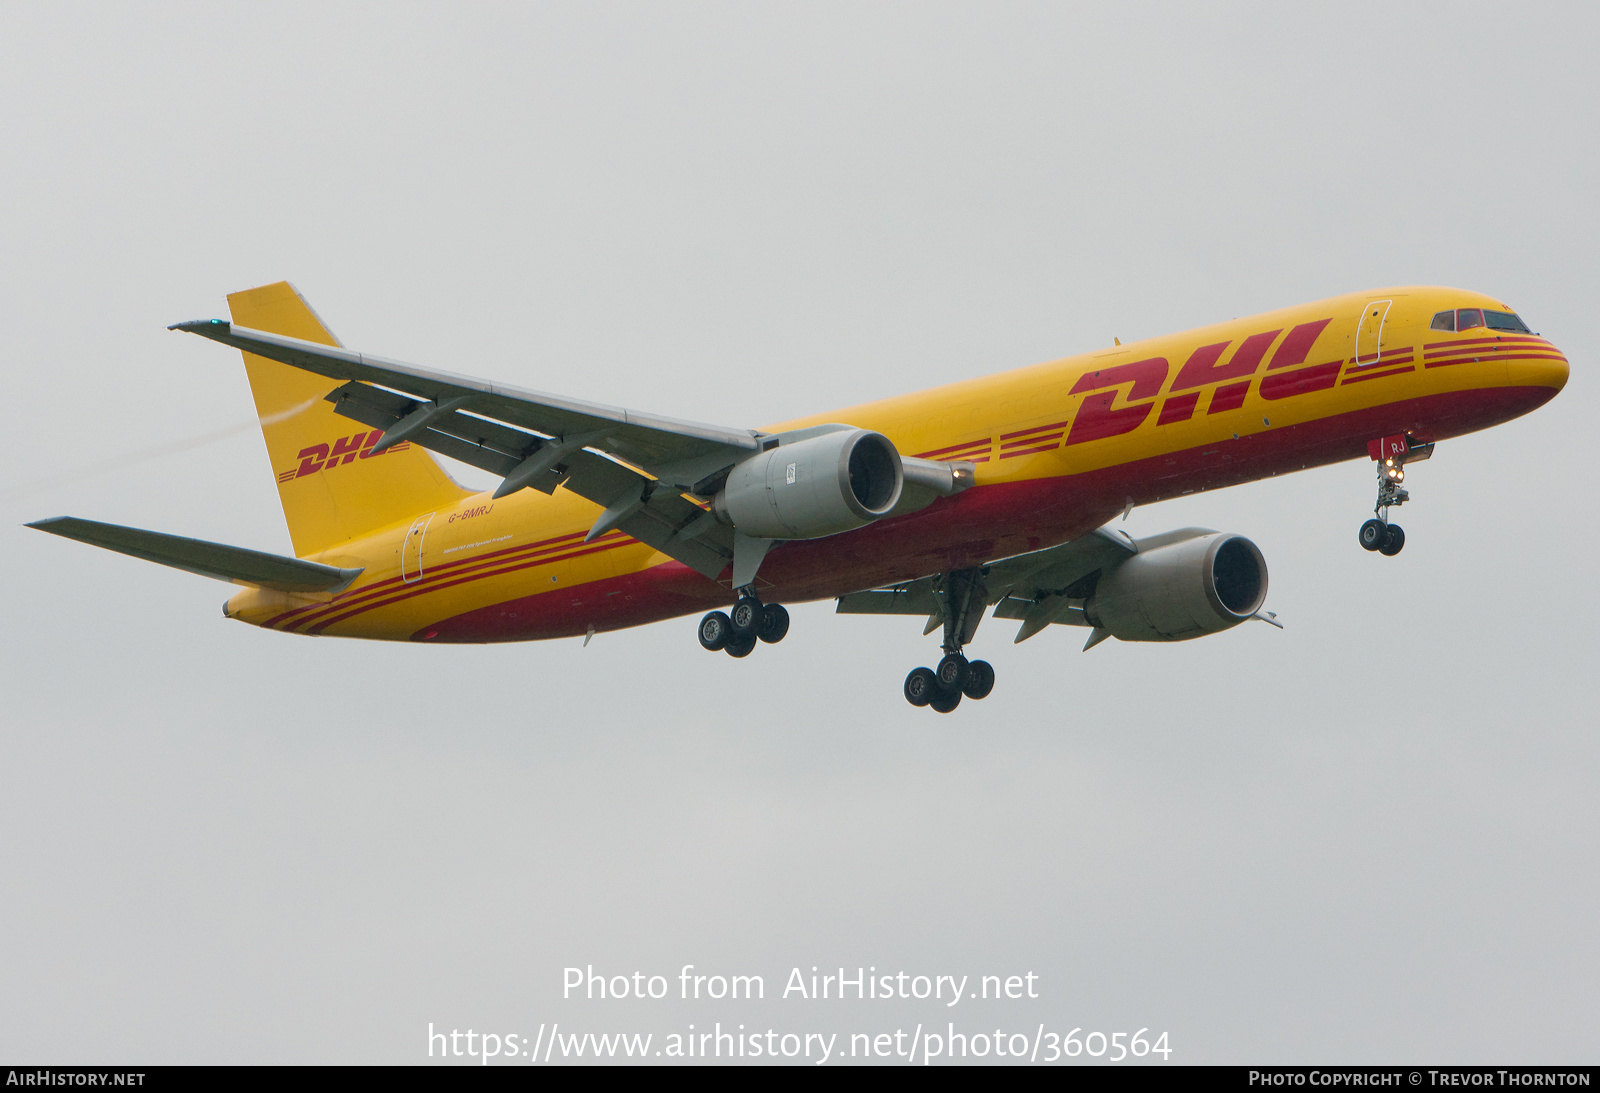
[697,587,789,658]
[903,568,996,712]
[1358,435,1432,557]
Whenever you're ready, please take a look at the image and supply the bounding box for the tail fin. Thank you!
[227,282,471,558]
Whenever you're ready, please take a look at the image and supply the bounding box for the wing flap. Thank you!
[323,379,734,579]
[560,452,734,580]
[27,517,362,592]
[982,527,1137,602]
[327,380,531,478]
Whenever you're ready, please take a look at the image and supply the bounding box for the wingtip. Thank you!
[168,318,231,334]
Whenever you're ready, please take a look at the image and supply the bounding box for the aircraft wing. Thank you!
[837,526,1144,643]
[171,319,759,581]
[169,321,763,488]
[26,516,363,593]
[173,319,974,584]
[984,527,1140,602]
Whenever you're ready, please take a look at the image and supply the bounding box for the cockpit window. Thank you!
[1431,307,1532,335]
[1483,309,1531,333]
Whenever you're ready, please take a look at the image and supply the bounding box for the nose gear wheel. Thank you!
[1358,437,1430,558]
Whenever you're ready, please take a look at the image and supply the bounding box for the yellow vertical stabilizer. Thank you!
[228,282,471,558]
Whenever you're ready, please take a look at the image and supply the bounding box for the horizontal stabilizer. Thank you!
[26,517,363,593]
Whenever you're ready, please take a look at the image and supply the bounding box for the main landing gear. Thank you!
[904,654,995,713]
[903,567,996,713]
[697,588,789,658]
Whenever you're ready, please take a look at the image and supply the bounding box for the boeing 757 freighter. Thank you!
[30,282,1567,711]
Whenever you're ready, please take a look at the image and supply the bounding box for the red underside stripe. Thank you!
[1000,432,1063,450]
[997,442,1061,459]
[268,530,613,629]
[296,536,617,626]
[1341,366,1414,385]
[1345,354,1415,373]
[1426,350,1566,360]
[1424,351,1567,369]
[915,439,993,458]
[1424,336,1549,351]
[301,537,636,633]
[266,536,589,629]
[1000,420,1069,441]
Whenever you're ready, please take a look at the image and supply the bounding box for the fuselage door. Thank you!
[1355,299,1393,366]
[402,513,434,583]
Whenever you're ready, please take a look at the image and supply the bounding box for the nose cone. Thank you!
[1514,338,1569,397]
[1531,343,1570,393]
[1498,339,1568,421]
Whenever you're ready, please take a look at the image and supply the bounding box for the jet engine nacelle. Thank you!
[1086,532,1268,641]
[715,428,903,540]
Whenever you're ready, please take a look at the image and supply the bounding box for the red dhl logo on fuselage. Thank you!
[913,319,1338,459]
[1060,318,1336,448]
[915,321,1559,462]
[276,431,409,483]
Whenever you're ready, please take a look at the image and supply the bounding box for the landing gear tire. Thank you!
[757,603,790,644]
[724,633,757,658]
[929,689,962,714]
[904,667,937,708]
[1358,518,1388,552]
[1379,523,1406,556]
[697,611,731,651]
[729,596,763,638]
[962,659,995,700]
[935,653,969,692]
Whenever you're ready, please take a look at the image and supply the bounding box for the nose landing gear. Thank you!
[1358,434,1433,557]
[902,568,997,713]
[697,587,789,657]
[1358,517,1405,556]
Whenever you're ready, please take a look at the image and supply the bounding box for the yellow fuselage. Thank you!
[226,286,1567,643]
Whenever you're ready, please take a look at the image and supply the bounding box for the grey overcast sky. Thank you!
[1,1,1596,1065]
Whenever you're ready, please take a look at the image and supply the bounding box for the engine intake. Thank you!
[714,428,903,540]
[1086,532,1267,642]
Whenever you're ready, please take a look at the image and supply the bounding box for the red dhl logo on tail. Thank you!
[276,431,409,483]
